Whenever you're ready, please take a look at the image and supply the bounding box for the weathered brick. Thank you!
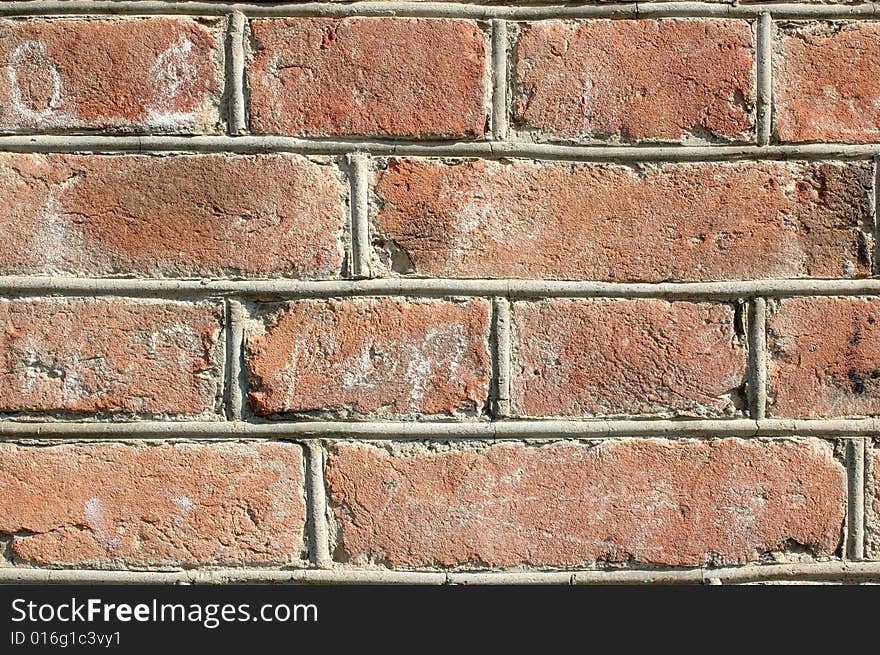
[0,153,344,278]
[514,19,754,142]
[0,18,220,132]
[769,297,880,418]
[0,442,305,566]
[775,23,880,142]
[246,299,491,417]
[374,159,872,281]
[0,298,222,415]
[248,18,488,138]
[327,439,845,568]
[512,299,746,417]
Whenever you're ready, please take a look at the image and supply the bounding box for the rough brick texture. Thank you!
[0,153,344,278]
[246,299,491,417]
[512,299,746,417]
[327,440,846,568]
[0,442,305,566]
[248,18,488,138]
[374,159,872,281]
[769,297,880,418]
[775,23,880,142]
[0,18,220,132]
[0,3,872,585]
[0,298,222,416]
[514,19,755,142]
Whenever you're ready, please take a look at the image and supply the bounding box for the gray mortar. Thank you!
[3,1,880,20]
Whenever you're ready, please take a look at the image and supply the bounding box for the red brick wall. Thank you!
[0,3,878,585]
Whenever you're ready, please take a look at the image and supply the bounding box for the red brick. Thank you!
[769,297,880,418]
[514,19,754,142]
[775,23,880,142]
[374,159,872,281]
[248,18,488,138]
[0,442,304,566]
[246,299,491,417]
[326,439,845,568]
[0,153,344,278]
[0,18,220,132]
[0,298,222,415]
[512,300,746,417]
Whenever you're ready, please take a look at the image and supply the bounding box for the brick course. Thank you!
[327,439,846,568]
[0,18,221,133]
[775,23,880,142]
[514,19,755,143]
[0,153,345,278]
[374,159,872,281]
[0,442,305,566]
[0,298,223,416]
[248,18,488,138]
[511,299,747,417]
[246,299,491,417]
[769,297,880,418]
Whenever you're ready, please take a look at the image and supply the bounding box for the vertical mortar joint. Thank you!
[491,19,509,141]
[846,438,867,561]
[227,11,248,135]
[347,153,372,280]
[747,297,768,420]
[756,13,773,146]
[492,296,512,418]
[305,442,333,569]
[224,299,246,421]
[873,157,879,276]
